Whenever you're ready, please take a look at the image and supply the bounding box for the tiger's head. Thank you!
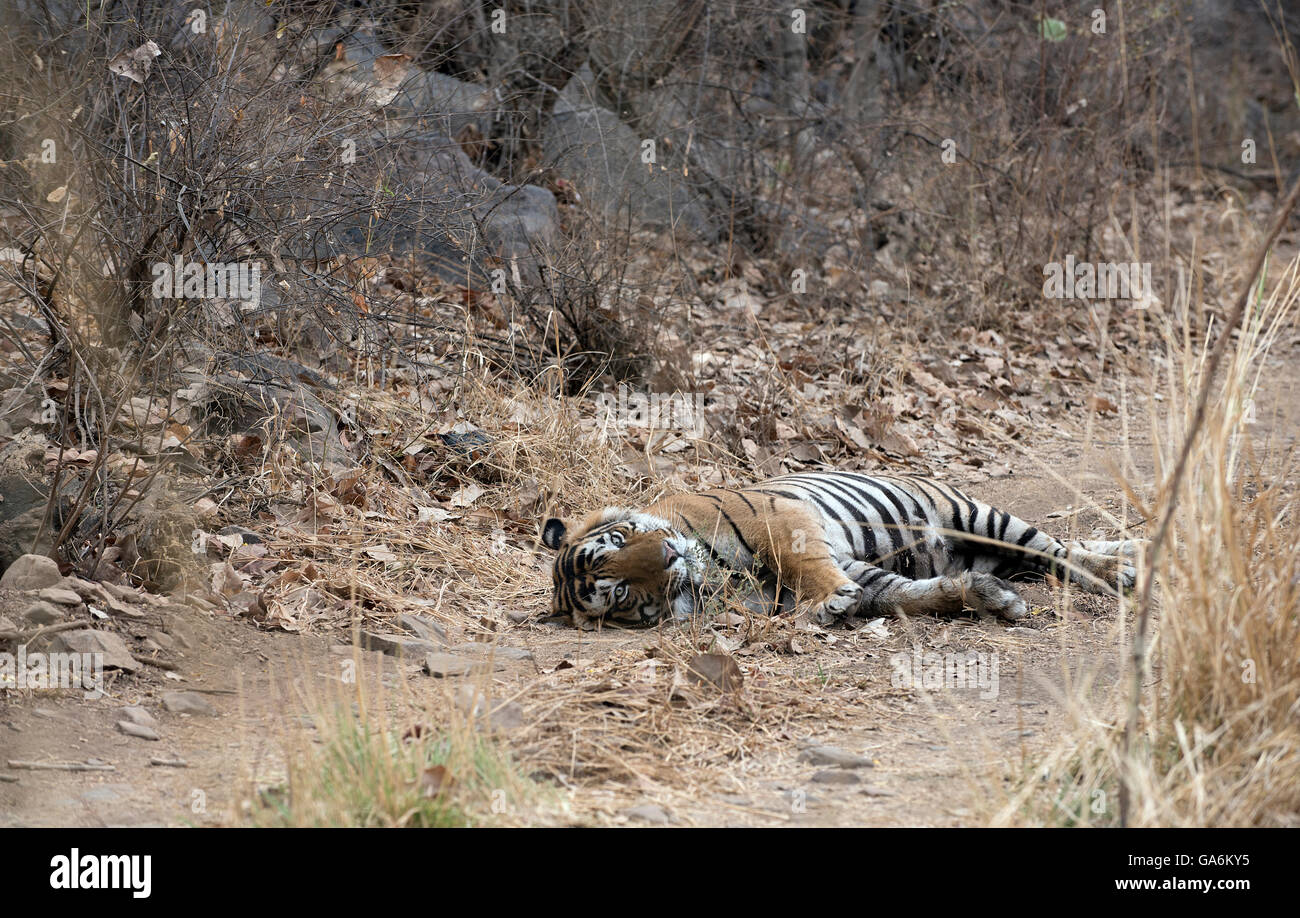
[541,509,705,629]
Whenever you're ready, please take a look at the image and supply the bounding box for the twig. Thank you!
[0,619,88,645]
[7,760,115,772]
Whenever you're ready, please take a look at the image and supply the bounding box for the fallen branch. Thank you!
[7,760,115,772]
[0,620,89,645]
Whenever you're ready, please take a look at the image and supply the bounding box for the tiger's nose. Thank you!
[663,541,679,565]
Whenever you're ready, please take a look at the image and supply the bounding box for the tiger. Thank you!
[541,471,1140,630]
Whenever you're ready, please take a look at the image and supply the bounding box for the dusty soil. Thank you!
[3,344,1296,828]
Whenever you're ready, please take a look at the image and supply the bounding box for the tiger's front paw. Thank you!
[810,581,862,627]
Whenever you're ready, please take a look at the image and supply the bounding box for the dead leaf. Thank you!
[685,653,744,692]
[1088,395,1118,415]
[448,483,484,508]
[108,41,161,84]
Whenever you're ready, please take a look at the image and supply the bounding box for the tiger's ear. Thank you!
[542,518,567,550]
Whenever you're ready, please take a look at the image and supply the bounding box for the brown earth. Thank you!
[2,335,1296,829]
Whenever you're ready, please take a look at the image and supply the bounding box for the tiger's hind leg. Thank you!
[1060,540,1142,593]
[971,519,1140,595]
[838,559,1027,622]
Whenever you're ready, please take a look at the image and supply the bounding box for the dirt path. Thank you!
[3,347,1296,828]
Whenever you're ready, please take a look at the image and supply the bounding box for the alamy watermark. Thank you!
[594,385,706,437]
[0,648,104,698]
[890,647,999,700]
[49,848,151,898]
[1043,255,1154,305]
[151,257,261,306]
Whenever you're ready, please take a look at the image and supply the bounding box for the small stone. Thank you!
[448,642,533,661]
[422,653,502,677]
[160,619,195,649]
[359,630,442,659]
[50,629,140,672]
[118,720,160,741]
[0,554,62,591]
[37,587,83,606]
[161,691,217,716]
[20,601,65,626]
[120,705,157,727]
[797,745,874,769]
[146,630,177,651]
[811,769,861,785]
[623,804,672,825]
[0,616,16,631]
[395,613,448,644]
[454,685,524,730]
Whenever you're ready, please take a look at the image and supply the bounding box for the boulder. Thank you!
[1,553,62,591]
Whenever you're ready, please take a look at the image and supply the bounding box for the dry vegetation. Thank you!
[1,0,1298,827]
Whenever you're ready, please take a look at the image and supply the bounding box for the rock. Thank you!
[120,705,158,727]
[161,691,217,716]
[146,630,177,651]
[359,630,443,659]
[158,617,195,650]
[0,554,62,591]
[20,601,65,626]
[448,642,533,661]
[117,721,160,741]
[422,653,503,677]
[544,66,711,236]
[0,473,56,571]
[622,804,673,825]
[0,615,16,631]
[206,377,348,466]
[811,769,861,785]
[37,587,83,606]
[297,129,559,285]
[396,613,448,645]
[797,745,874,769]
[49,629,140,672]
[400,70,493,140]
[454,685,524,731]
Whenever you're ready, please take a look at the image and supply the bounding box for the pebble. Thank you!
[20,602,65,626]
[359,630,443,659]
[623,804,673,825]
[161,691,217,716]
[37,587,83,607]
[811,770,861,785]
[118,721,160,741]
[50,630,140,672]
[448,642,533,661]
[395,613,448,644]
[797,745,874,769]
[120,705,158,727]
[422,653,502,677]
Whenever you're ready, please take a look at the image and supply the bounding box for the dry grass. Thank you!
[997,254,1300,827]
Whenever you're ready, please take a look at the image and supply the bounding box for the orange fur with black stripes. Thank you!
[542,471,1139,629]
